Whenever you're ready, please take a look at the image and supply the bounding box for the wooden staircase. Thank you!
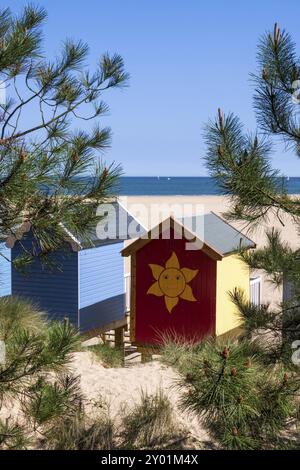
[100,329,142,366]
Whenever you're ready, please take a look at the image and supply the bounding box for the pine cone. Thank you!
[231,367,237,377]
[186,373,194,382]
[221,346,229,359]
[262,67,269,81]
[19,148,26,162]
[99,167,109,185]
[283,372,289,382]
[238,394,244,403]
[71,150,79,162]
[232,427,238,436]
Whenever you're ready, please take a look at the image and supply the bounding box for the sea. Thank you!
[117,176,300,196]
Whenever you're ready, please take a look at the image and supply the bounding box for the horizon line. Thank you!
[120,175,299,178]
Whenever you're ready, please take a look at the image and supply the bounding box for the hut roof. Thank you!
[121,212,255,260]
[5,200,146,251]
[178,212,255,256]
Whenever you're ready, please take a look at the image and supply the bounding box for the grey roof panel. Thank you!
[178,212,255,255]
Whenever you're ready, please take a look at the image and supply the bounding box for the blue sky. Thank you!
[7,0,300,176]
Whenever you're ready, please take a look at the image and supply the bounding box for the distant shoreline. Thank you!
[121,176,300,178]
[117,176,300,196]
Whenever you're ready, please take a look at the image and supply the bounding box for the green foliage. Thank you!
[0,296,81,449]
[41,320,80,367]
[203,22,300,448]
[89,342,124,368]
[230,288,300,369]
[0,295,46,340]
[240,229,295,285]
[0,4,129,268]
[23,375,82,428]
[204,26,300,225]
[120,390,180,449]
[0,299,183,450]
[204,109,287,225]
[0,4,127,450]
[0,312,80,402]
[172,338,300,449]
[253,24,300,152]
[45,389,183,450]
[257,368,298,435]
[0,419,30,450]
[160,335,204,376]
[45,409,115,450]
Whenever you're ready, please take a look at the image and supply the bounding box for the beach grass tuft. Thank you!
[159,332,205,376]
[89,342,124,368]
[120,389,184,449]
[45,409,114,450]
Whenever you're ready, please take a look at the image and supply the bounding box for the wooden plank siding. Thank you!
[11,232,79,326]
[134,233,216,344]
[216,254,250,336]
[0,241,11,297]
[130,252,136,342]
[78,241,126,332]
[79,242,124,308]
[10,233,127,334]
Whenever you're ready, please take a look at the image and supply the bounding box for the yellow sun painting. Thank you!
[147,252,199,313]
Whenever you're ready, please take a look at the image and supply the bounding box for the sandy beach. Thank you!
[71,351,211,447]
[0,350,211,449]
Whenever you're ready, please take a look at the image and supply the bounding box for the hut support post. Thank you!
[114,326,124,349]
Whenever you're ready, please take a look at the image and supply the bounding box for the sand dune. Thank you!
[0,350,211,448]
[70,351,210,447]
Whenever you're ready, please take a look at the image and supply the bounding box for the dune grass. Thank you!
[89,342,124,368]
[44,389,185,450]
[0,296,47,340]
[45,409,114,450]
[159,334,204,376]
[120,389,178,449]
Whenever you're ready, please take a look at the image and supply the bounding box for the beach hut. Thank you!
[122,212,256,345]
[8,202,144,334]
[0,240,11,297]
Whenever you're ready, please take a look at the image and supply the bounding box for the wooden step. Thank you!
[124,352,142,366]
[124,345,138,356]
